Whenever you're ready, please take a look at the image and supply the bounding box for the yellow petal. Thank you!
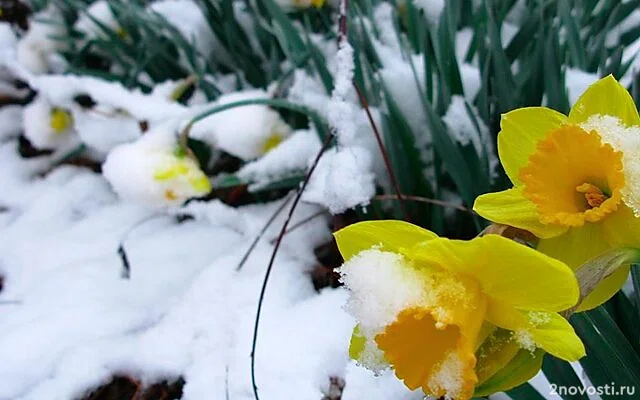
[474,348,544,397]
[601,205,640,249]
[537,224,610,270]
[498,107,567,184]
[528,313,585,361]
[410,235,579,312]
[349,325,366,360]
[568,206,639,311]
[487,302,585,361]
[538,223,631,311]
[568,75,640,127]
[348,324,389,371]
[485,298,531,330]
[473,187,568,239]
[575,265,630,312]
[334,220,438,261]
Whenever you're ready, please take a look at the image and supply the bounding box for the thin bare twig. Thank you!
[250,134,334,400]
[374,194,474,214]
[336,0,409,221]
[236,193,293,271]
[353,85,409,221]
[269,210,327,244]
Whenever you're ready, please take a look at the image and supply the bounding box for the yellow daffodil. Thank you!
[103,124,211,207]
[474,75,640,311]
[336,220,584,400]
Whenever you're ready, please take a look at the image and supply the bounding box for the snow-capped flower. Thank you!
[23,95,78,150]
[474,75,640,311]
[190,89,292,161]
[16,8,67,74]
[103,123,211,207]
[336,220,584,400]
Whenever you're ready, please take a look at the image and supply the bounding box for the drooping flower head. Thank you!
[103,123,211,207]
[336,220,584,400]
[474,75,640,311]
[23,95,78,150]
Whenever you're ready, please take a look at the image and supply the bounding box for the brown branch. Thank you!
[374,194,474,214]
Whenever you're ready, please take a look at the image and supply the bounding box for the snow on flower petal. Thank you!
[103,123,211,207]
[581,114,640,217]
[474,75,640,310]
[336,220,583,399]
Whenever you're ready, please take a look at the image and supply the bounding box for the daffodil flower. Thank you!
[474,75,640,311]
[103,124,211,207]
[23,95,78,150]
[336,220,584,400]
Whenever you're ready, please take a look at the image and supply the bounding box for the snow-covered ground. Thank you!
[0,141,428,400]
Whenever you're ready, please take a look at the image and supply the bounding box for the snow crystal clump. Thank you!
[303,147,375,214]
[581,114,640,217]
[328,41,357,146]
[340,249,426,333]
[428,352,465,400]
[513,330,537,353]
[103,122,211,208]
[238,130,321,188]
[189,89,292,161]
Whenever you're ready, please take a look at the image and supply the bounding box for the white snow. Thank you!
[581,114,640,217]
[413,0,445,25]
[16,7,67,75]
[566,68,598,105]
[328,41,357,146]
[303,147,376,214]
[237,129,322,189]
[0,137,377,398]
[189,89,292,161]
[339,249,426,333]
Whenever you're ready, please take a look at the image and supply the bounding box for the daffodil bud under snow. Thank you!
[190,89,292,161]
[103,123,211,208]
[23,95,78,150]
